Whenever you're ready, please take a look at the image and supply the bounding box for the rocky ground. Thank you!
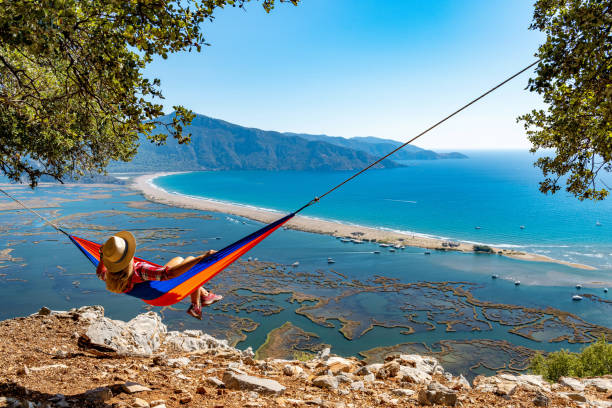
[0,307,611,408]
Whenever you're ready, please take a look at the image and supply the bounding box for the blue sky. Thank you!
[146,0,545,150]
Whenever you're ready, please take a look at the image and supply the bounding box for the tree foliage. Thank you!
[530,336,612,381]
[0,0,297,186]
[519,0,612,200]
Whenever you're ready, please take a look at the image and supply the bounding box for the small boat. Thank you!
[327,257,335,264]
[604,288,608,293]
[424,251,431,255]
[514,280,521,286]
[379,243,390,248]
[351,239,364,244]
[576,284,582,290]
[520,225,525,230]
[596,220,602,226]
[491,274,499,279]
[291,261,299,267]
[389,248,396,252]
[572,295,583,301]
[373,250,381,254]
[340,238,351,243]
[475,226,481,230]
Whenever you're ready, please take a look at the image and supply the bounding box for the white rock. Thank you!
[205,376,225,388]
[122,381,151,394]
[319,347,331,360]
[398,366,431,384]
[560,376,585,392]
[282,364,303,377]
[590,400,612,408]
[397,354,439,375]
[363,373,375,383]
[222,370,285,395]
[167,357,191,367]
[86,311,166,356]
[584,378,612,393]
[350,381,365,391]
[132,397,150,408]
[312,375,338,390]
[325,356,354,366]
[164,329,229,353]
[391,388,415,397]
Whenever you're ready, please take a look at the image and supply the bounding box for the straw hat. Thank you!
[101,231,136,273]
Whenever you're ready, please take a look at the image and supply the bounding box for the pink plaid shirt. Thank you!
[96,261,169,292]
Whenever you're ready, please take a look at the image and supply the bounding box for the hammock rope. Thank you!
[0,60,539,306]
[0,187,70,236]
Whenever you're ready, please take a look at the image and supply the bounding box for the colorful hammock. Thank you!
[69,213,294,306]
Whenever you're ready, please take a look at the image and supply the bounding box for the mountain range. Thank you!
[109,113,467,172]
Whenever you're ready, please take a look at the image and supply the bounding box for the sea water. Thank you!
[154,150,612,270]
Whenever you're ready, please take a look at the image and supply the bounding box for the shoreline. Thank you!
[131,173,596,271]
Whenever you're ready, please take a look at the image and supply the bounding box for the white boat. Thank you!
[291,261,299,267]
[572,295,583,301]
[389,248,396,252]
[520,225,525,230]
[340,239,351,243]
[475,226,481,230]
[604,288,608,293]
[327,258,335,264]
[514,280,521,286]
[379,243,390,248]
[596,220,602,226]
[576,284,582,289]
[351,239,364,244]
[373,250,380,254]
[424,251,431,255]
[491,274,498,279]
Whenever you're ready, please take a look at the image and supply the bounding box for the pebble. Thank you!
[122,381,152,394]
[132,397,150,408]
[312,375,339,390]
[205,376,226,388]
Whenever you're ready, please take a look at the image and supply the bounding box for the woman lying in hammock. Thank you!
[95,231,222,320]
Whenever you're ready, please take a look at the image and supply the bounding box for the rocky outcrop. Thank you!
[2,306,612,408]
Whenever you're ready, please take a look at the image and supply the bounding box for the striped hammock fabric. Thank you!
[69,213,294,306]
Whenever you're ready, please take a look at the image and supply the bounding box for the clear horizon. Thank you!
[147,1,545,150]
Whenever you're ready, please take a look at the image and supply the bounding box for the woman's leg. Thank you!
[164,257,185,269]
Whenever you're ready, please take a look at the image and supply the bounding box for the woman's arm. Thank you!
[165,250,216,278]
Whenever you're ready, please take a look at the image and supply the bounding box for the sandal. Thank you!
[186,303,202,320]
[201,291,223,306]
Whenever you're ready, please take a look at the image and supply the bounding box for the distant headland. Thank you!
[108,113,467,173]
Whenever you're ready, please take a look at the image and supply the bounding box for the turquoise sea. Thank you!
[0,150,611,378]
[154,150,612,273]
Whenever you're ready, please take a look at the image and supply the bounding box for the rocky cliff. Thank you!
[0,306,610,408]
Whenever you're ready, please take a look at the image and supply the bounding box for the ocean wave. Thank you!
[383,199,417,204]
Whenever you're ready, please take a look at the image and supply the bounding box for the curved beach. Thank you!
[131,173,596,271]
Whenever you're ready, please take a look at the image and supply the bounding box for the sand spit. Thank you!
[131,173,595,271]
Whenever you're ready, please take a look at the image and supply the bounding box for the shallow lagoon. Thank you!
[0,183,610,379]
